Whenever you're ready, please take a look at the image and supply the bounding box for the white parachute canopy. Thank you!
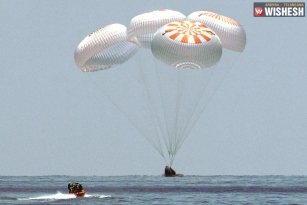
[74,23,139,72]
[186,11,246,52]
[127,9,186,49]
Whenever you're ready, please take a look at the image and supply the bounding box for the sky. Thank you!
[1,0,307,176]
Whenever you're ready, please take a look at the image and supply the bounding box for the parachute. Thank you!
[151,20,222,68]
[74,10,246,167]
[127,9,186,49]
[74,24,139,71]
[185,11,246,52]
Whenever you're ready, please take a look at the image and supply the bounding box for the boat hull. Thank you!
[69,190,85,197]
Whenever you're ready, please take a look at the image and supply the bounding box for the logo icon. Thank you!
[254,7,264,16]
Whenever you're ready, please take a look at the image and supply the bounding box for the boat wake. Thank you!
[85,194,112,198]
[18,192,111,201]
[17,192,75,201]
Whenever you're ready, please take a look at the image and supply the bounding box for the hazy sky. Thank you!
[1,0,307,176]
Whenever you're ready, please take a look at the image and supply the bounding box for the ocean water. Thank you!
[1,175,307,204]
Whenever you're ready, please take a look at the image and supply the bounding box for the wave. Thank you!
[0,196,18,200]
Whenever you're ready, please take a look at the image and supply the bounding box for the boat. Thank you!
[68,182,85,197]
[69,189,86,197]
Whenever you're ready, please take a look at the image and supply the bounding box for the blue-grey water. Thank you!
[1,175,307,204]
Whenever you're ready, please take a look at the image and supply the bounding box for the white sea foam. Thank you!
[83,194,111,198]
[99,195,112,198]
[19,192,111,201]
[20,192,76,201]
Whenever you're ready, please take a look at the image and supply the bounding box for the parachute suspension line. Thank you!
[152,58,177,164]
[163,154,170,167]
[152,58,173,160]
[135,52,166,159]
[173,68,215,158]
[85,72,165,158]
[85,72,135,127]
[172,68,188,162]
[177,53,242,151]
[169,155,175,167]
[152,58,170,149]
[150,54,174,157]
[152,59,189,166]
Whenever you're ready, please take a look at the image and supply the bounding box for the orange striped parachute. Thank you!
[151,20,222,68]
[74,10,245,168]
[186,11,246,52]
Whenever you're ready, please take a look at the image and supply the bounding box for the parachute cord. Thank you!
[172,68,215,157]
[151,56,171,155]
[176,53,242,152]
[163,155,170,167]
[169,153,175,167]
[85,71,166,158]
[85,72,138,129]
[153,58,173,158]
[136,51,165,157]
[173,68,187,158]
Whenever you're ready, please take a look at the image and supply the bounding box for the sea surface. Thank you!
[1,175,307,204]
